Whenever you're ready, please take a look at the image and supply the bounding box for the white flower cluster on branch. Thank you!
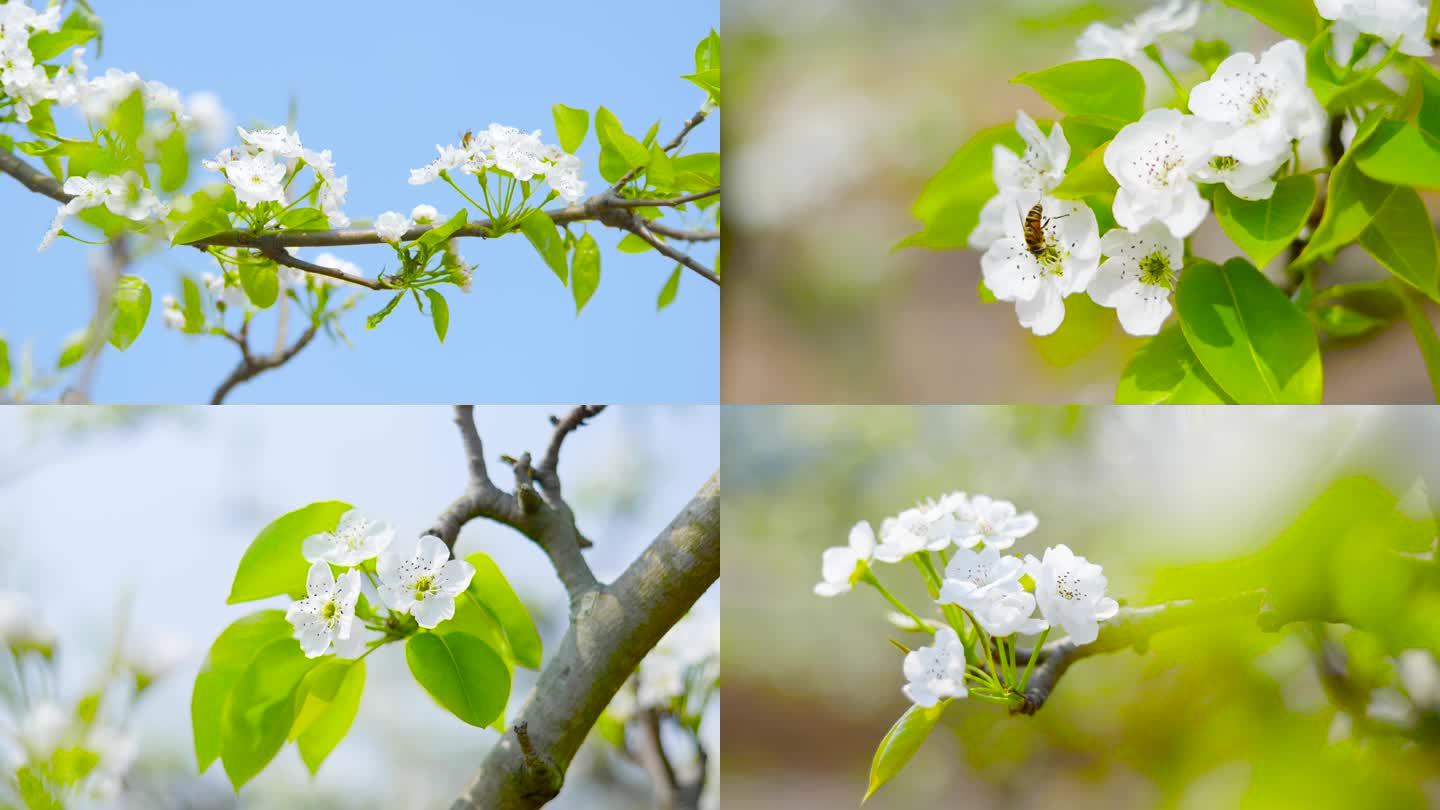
[409,122,586,203]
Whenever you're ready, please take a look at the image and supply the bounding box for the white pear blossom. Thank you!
[1024,544,1120,645]
[1188,40,1327,165]
[1192,147,1288,201]
[378,535,476,629]
[18,702,68,758]
[1076,0,1201,62]
[902,626,968,707]
[40,173,167,251]
[226,153,287,206]
[1316,0,1433,57]
[407,124,586,201]
[874,506,953,563]
[202,271,248,308]
[285,562,362,658]
[0,592,55,652]
[815,520,877,596]
[238,124,303,159]
[952,494,1038,550]
[1088,223,1185,336]
[183,91,230,146]
[411,204,440,224]
[318,174,350,227]
[374,210,411,243]
[973,590,1048,637]
[161,295,186,330]
[937,545,1026,612]
[1105,108,1213,238]
[970,112,1070,250]
[980,191,1101,336]
[302,509,395,566]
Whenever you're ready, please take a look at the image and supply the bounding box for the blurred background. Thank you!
[722,0,1440,403]
[0,405,719,808]
[0,1,719,404]
[722,406,1440,808]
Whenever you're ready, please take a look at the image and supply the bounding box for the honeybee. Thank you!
[1021,202,1067,261]
[461,129,475,148]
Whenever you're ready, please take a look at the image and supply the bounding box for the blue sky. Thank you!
[0,2,719,404]
[0,405,719,807]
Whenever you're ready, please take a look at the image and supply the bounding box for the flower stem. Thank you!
[1017,627,1050,693]
[1144,45,1188,109]
[860,569,933,633]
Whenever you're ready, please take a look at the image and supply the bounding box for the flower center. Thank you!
[1138,252,1176,289]
[1056,573,1082,601]
[1208,155,1238,173]
[1249,90,1271,120]
[413,575,436,601]
[322,600,338,622]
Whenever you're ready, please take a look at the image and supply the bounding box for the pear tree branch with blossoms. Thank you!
[812,488,1434,802]
[189,405,720,810]
[901,0,1440,403]
[0,2,721,403]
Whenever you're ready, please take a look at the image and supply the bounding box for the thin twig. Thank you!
[624,217,719,285]
[259,245,390,290]
[610,188,720,208]
[611,107,711,191]
[209,321,319,404]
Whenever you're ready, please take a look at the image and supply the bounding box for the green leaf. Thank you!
[276,207,329,231]
[657,265,682,311]
[109,89,145,146]
[172,212,233,246]
[1306,30,1401,113]
[682,69,721,106]
[1354,120,1440,191]
[1176,258,1323,403]
[1213,174,1316,269]
[647,143,676,190]
[1309,281,1402,339]
[404,632,510,727]
[366,292,404,330]
[0,336,9,389]
[291,659,365,775]
[1295,115,1389,265]
[1013,60,1144,126]
[552,104,589,154]
[864,702,946,802]
[1218,0,1320,40]
[219,638,318,790]
[463,552,543,670]
[572,232,600,314]
[191,611,291,773]
[1358,186,1440,300]
[595,107,649,183]
[1051,140,1117,199]
[695,29,721,73]
[517,210,568,284]
[157,126,189,193]
[898,123,1026,250]
[617,233,653,253]
[27,10,101,62]
[416,208,468,253]
[423,289,449,343]
[227,501,352,604]
[1116,322,1232,403]
[239,262,279,309]
[108,275,151,351]
[57,329,88,369]
[181,276,205,333]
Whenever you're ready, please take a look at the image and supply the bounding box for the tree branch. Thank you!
[258,245,391,290]
[448,471,719,810]
[610,188,720,208]
[0,148,69,203]
[209,320,319,404]
[1013,591,1266,715]
[623,217,719,285]
[536,405,607,499]
[644,222,720,242]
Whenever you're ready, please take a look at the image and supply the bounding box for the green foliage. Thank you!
[898,124,1026,250]
[684,29,722,105]
[551,103,590,154]
[1213,175,1316,269]
[423,289,449,343]
[226,501,352,603]
[0,336,9,389]
[1217,0,1321,40]
[239,262,279,309]
[57,330,88,369]
[1012,59,1145,127]
[192,610,292,772]
[107,275,151,351]
[1051,141,1117,199]
[219,638,318,790]
[1309,281,1402,339]
[518,210,569,284]
[404,632,511,727]
[1176,259,1323,403]
[865,702,947,802]
[290,659,366,775]
[595,107,649,184]
[572,232,601,314]
[1116,322,1232,404]
[657,265,682,311]
[463,552,543,670]
[27,10,101,62]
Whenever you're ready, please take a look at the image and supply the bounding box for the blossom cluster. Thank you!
[284,509,476,658]
[409,123,587,203]
[203,124,351,226]
[813,492,1119,709]
[969,0,1429,338]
